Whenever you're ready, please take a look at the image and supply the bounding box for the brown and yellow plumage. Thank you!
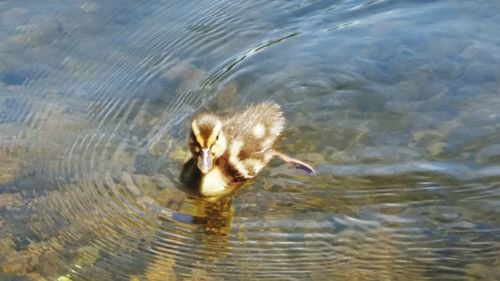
[181,101,314,198]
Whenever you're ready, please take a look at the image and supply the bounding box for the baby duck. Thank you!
[180,101,315,198]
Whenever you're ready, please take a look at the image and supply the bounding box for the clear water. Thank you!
[0,0,499,280]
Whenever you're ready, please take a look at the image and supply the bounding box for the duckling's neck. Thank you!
[200,167,229,197]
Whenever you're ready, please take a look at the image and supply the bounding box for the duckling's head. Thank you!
[189,114,227,174]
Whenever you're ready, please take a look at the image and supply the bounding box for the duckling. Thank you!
[180,101,315,198]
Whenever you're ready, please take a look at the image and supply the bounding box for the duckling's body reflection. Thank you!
[168,194,235,236]
[138,194,235,281]
[190,196,234,235]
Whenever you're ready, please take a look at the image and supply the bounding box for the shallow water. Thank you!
[0,0,499,280]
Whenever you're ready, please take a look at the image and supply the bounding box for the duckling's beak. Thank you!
[197,148,213,174]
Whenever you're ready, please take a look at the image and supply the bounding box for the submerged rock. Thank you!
[465,262,500,281]
[80,2,98,13]
[1,250,40,275]
[0,151,21,185]
[0,237,15,256]
[120,172,142,197]
[214,82,238,110]
[9,17,66,46]
[36,250,67,280]
[0,193,23,209]
[72,245,100,268]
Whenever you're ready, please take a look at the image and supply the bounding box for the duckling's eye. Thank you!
[216,134,219,141]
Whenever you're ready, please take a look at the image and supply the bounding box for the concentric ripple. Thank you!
[0,0,499,280]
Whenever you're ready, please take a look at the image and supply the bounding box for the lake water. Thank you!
[0,0,499,280]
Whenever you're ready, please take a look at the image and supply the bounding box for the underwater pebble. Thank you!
[153,187,184,208]
[359,60,401,84]
[165,60,205,84]
[464,62,498,83]
[412,130,441,142]
[168,147,189,161]
[1,250,39,275]
[36,250,67,279]
[392,80,422,102]
[136,195,156,207]
[133,174,163,196]
[148,140,171,157]
[0,165,19,184]
[475,144,500,164]
[132,174,151,186]
[166,60,206,96]
[72,245,100,267]
[152,174,174,189]
[436,212,460,223]
[215,82,238,110]
[120,172,141,197]
[461,45,492,61]
[427,142,446,157]
[434,60,463,79]
[0,193,23,209]
[80,2,98,13]
[0,151,21,184]
[464,263,499,280]
[61,56,81,71]
[0,237,15,256]
[447,221,476,229]
[10,18,63,45]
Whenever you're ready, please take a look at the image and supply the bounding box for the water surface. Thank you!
[0,0,499,280]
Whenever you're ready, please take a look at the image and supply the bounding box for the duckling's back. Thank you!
[222,102,285,178]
